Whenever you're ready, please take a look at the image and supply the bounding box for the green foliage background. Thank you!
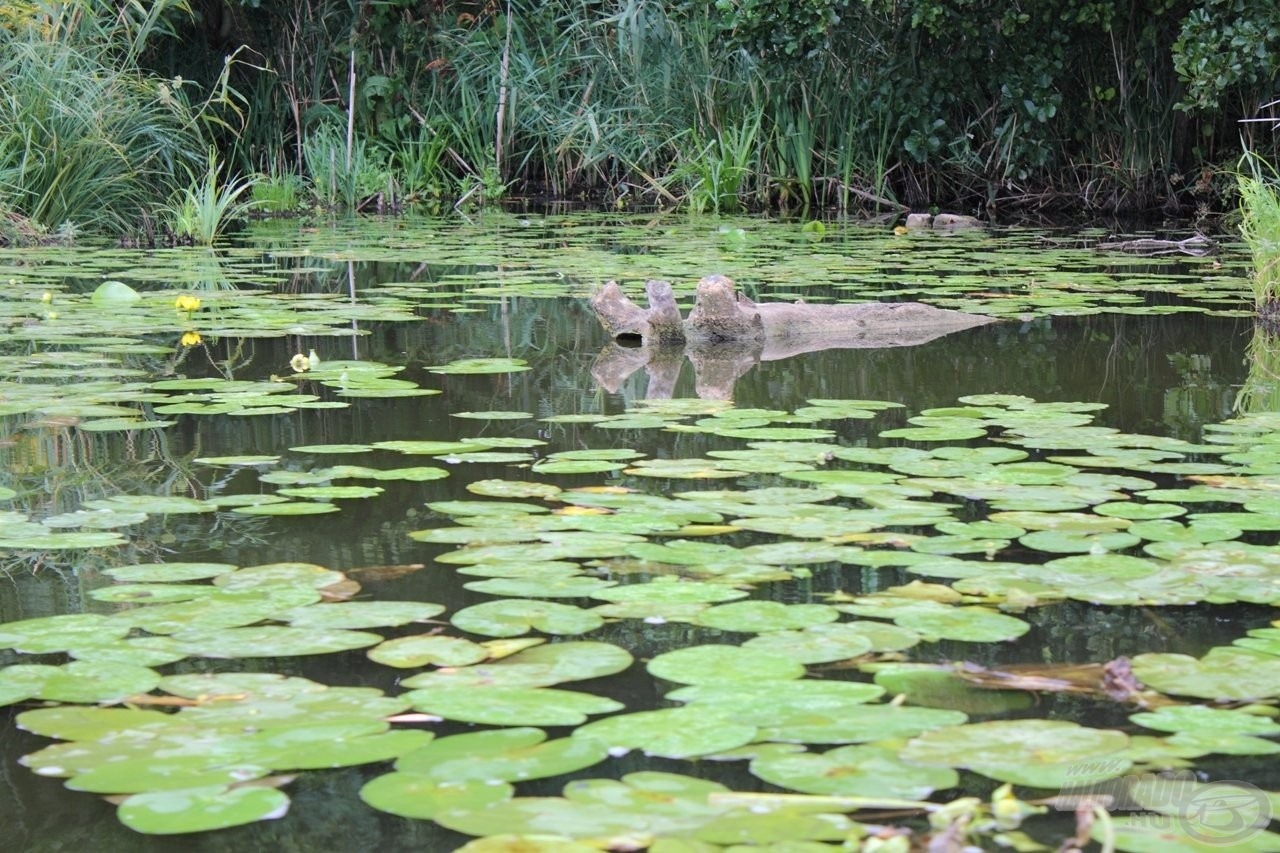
[2,0,1280,230]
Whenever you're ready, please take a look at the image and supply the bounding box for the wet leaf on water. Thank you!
[395,727,609,782]
[118,785,290,835]
[404,686,624,726]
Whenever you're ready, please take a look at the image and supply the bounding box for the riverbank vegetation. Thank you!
[1,0,1278,238]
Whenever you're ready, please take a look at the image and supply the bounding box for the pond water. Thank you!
[2,213,1279,851]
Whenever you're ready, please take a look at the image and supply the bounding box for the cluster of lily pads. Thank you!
[4,388,1280,848]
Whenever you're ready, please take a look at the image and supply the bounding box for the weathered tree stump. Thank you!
[590,274,996,352]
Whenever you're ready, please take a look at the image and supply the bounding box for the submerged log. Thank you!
[590,274,996,352]
[1094,233,1216,256]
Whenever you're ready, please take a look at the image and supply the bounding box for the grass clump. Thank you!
[0,2,202,235]
[1239,155,1280,313]
[164,149,258,245]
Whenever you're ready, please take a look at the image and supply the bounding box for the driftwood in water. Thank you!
[590,275,998,400]
[1094,233,1216,256]
[590,274,996,353]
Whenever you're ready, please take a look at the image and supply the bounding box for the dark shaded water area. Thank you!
[2,218,1277,850]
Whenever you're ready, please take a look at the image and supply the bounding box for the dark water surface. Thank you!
[1,216,1273,850]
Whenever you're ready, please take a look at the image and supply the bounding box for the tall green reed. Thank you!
[1238,154,1280,310]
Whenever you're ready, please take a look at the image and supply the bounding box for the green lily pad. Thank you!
[399,641,632,689]
[694,601,840,633]
[740,624,877,664]
[404,686,624,726]
[118,785,290,835]
[158,626,383,658]
[750,742,958,799]
[901,720,1130,787]
[284,600,444,629]
[429,357,531,374]
[360,774,514,820]
[0,613,130,653]
[647,644,806,685]
[450,599,604,638]
[574,707,759,759]
[396,727,608,782]
[368,634,490,668]
[1132,647,1280,701]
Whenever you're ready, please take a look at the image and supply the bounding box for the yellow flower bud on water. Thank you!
[40,292,52,303]
[45,311,58,320]
[289,353,311,373]
[174,294,202,312]
[180,331,202,347]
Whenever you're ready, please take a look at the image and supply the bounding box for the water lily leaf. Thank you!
[1094,502,1188,520]
[368,634,490,668]
[81,495,216,514]
[574,707,759,758]
[647,644,806,685]
[396,727,608,782]
[67,759,271,794]
[429,358,530,374]
[0,664,57,707]
[215,561,347,591]
[589,579,750,605]
[901,720,1130,787]
[0,529,128,549]
[29,660,159,703]
[463,575,618,598]
[879,425,988,441]
[741,624,877,664]
[750,742,958,799]
[467,479,563,499]
[404,686,624,726]
[359,774,514,820]
[1132,648,1280,701]
[16,705,174,740]
[433,770,739,839]
[159,626,383,658]
[288,444,373,454]
[667,680,885,723]
[118,785,289,835]
[454,836,603,853]
[65,636,190,667]
[452,410,534,420]
[450,599,604,637]
[231,501,340,515]
[283,600,444,629]
[240,725,435,770]
[276,485,384,500]
[1098,815,1280,852]
[1130,706,1280,756]
[760,703,968,744]
[694,601,840,633]
[400,641,632,689]
[374,440,490,455]
[90,583,215,603]
[0,613,129,653]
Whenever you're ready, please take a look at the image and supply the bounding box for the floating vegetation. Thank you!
[3,217,1279,850]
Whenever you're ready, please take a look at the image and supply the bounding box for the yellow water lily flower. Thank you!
[180,331,202,347]
[40,292,52,303]
[174,294,202,312]
[289,352,311,373]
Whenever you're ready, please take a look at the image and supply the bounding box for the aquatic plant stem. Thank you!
[495,0,513,181]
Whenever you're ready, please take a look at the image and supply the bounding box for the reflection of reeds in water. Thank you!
[1237,325,1280,414]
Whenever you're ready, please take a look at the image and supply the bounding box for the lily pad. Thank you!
[118,785,290,835]
[404,686,624,726]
